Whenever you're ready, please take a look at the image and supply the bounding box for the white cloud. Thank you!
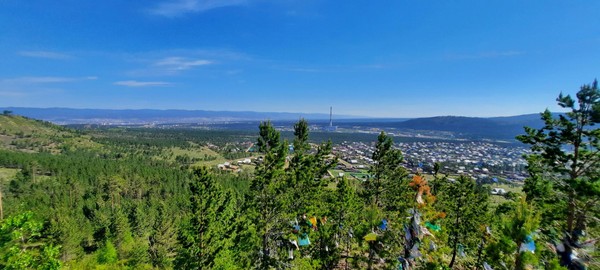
[18,51,71,60]
[123,49,247,76]
[154,57,212,70]
[114,80,173,87]
[148,0,247,17]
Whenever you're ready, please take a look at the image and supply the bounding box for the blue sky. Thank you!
[1,0,599,117]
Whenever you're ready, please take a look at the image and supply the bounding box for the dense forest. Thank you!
[0,81,598,269]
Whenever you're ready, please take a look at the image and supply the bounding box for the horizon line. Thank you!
[0,106,548,119]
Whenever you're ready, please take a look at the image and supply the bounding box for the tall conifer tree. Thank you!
[517,79,600,268]
[251,121,288,269]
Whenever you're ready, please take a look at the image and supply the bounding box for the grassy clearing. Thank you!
[325,181,338,190]
[170,146,221,159]
[169,147,257,174]
[489,194,514,205]
[486,183,523,193]
[329,169,346,178]
[328,169,371,182]
[484,183,524,205]
[349,172,370,181]
[0,168,19,183]
[169,146,228,167]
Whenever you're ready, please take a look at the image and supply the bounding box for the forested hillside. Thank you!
[390,114,551,140]
[0,81,598,269]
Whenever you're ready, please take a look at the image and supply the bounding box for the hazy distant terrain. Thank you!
[1,107,552,141]
[386,114,550,140]
[0,107,363,124]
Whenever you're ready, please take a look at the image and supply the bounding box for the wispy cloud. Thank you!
[154,57,212,71]
[148,0,247,17]
[123,49,249,76]
[114,80,173,87]
[1,76,97,84]
[18,51,71,60]
[445,50,524,61]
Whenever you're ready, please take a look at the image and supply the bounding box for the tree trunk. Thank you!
[449,201,462,268]
[514,243,522,270]
[449,234,458,268]
[262,231,268,269]
[475,238,485,270]
[566,191,576,233]
[573,204,588,244]
[567,114,582,234]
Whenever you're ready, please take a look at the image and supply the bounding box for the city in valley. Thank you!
[153,118,532,190]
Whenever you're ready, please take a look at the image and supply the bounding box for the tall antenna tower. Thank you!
[325,106,337,132]
[329,106,333,127]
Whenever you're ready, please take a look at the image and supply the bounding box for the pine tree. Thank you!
[148,202,178,268]
[486,198,541,270]
[97,240,117,265]
[437,175,489,268]
[175,167,236,269]
[364,131,406,210]
[517,79,600,268]
[0,211,62,270]
[327,177,361,269]
[284,119,331,266]
[286,118,335,215]
[365,132,400,207]
[353,132,409,269]
[250,121,288,269]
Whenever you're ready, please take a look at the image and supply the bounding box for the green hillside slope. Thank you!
[0,114,99,153]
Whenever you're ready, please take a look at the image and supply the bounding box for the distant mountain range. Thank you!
[388,114,551,140]
[0,107,554,141]
[0,107,361,124]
